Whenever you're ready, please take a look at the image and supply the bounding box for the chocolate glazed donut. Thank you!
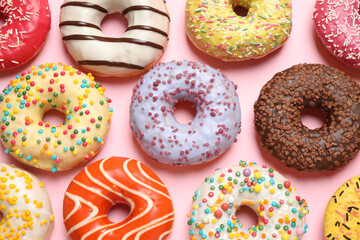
[254,64,360,171]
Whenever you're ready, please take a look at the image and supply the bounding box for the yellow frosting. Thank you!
[0,63,112,172]
[324,175,360,239]
[185,0,293,61]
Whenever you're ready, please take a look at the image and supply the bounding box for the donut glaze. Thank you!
[130,60,241,165]
[254,64,360,171]
[324,175,360,240]
[185,0,292,61]
[313,0,360,68]
[0,0,51,71]
[60,0,170,77]
[189,161,309,240]
[63,156,175,240]
[0,63,113,172]
[0,163,54,240]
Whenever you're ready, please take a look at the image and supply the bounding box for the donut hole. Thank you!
[107,203,131,223]
[42,109,66,127]
[173,100,197,124]
[100,13,128,38]
[233,5,249,17]
[300,107,327,130]
[235,205,258,229]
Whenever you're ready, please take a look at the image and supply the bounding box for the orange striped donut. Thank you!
[63,156,175,240]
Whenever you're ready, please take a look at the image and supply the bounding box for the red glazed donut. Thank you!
[0,0,51,70]
[63,156,175,240]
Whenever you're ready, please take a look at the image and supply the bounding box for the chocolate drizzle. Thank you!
[78,60,144,69]
[59,21,101,30]
[60,2,170,73]
[61,2,108,13]
[122,5,170,20]
[126,25,168,37]
[62,35,164,50]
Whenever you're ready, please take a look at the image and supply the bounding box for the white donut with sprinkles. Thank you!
[0,163,54,240]
[130,60,241,165]
[313,0,360,68]
[60,0,170,77]
[188,161,309,240]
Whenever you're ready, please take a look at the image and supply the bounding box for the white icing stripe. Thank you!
[84,166,135,211]
[121,213,174,240]
[64,191,81,222]
[73,179,115,205]
[159,230,172,240]
[81,222,116,240]
[137,161,166,187]
[135,218,174,240]
[98,158,155,240]
[72,214,108,236]
[124,159,171,200]
[66,192,100,235]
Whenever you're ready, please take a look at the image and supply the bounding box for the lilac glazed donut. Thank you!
[130,60,241,165]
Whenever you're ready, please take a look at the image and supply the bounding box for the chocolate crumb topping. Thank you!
[254,64,360,171]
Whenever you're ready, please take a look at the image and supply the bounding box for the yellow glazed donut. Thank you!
[324,175,360,240]
[185,0,293,61]
[0,163,54,240]
[0,63,113,172]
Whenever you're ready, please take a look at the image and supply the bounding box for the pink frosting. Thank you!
[0,0,51,71]
[313,0,360,68]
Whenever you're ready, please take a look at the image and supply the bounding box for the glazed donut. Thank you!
[324,175,360,240]
[189,161,309,239]
[313,0,360,68]
[0,0,51,71]
[0,63,113,172]
[60,0,170,77]
[0,163,54,240]
[63,156,175,240]
[130,60,241,165]
[254,64,360,171]
[185,0,292,61]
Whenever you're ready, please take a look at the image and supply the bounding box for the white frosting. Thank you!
[189,163,309,239]
[0,164,54,240]
[60,0,170,77]
[130,60,241,165]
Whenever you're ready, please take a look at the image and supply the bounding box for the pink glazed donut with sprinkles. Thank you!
[0,0,51,71]
[313,0,360,68]
[130,60,241,165]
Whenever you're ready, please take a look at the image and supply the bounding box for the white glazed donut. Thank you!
[60,0,170,77]
[188,161,309,240]
[0,163,54,240]
[130,60,241,165]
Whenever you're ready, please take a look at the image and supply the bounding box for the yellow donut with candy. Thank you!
[185,0,293,61]
[0,63,112,172]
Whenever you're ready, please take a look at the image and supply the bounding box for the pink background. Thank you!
[1,0,360,239]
